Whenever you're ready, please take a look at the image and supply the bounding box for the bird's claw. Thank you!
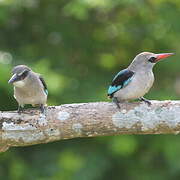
[18,106,24,114]
[145,100,151,106]
[139,97,151,106]
[113,97,121,109]
[40,104,46,114]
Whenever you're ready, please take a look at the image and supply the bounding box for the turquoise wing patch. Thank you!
[123,76,133,87]
[107,69,134,97]
[108,85,122,95]
[112,69,127,81]
[45,89,48,95]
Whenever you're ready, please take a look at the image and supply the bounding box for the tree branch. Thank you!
[0,101,180,152]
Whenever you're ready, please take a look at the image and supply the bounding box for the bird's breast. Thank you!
[14,85,47,105]
[135,71,154,92]
[114,70,154,100]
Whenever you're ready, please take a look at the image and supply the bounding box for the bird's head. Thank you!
[129,52,174,70]
[8,65,31,87]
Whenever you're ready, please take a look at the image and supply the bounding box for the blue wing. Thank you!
[108,69,134,98]
[39,76,48,95]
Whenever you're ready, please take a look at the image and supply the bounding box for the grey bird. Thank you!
[8,65,48,113]
[107,52,174,108]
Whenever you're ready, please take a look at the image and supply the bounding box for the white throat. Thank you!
[13,80,25,88]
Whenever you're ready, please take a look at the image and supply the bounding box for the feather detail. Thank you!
[107,69,134,98]
[39,76,48,95]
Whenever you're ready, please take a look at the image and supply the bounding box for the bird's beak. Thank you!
[8,74,18,84]
[155,53,174,62]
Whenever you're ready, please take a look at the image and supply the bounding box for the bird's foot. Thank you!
[113,97,121,109]
[139,97,151,106]
[40,104,46,114]
[18,106,24,114]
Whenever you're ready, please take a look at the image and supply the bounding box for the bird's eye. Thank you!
[148,57,156,63]
[19,70,29,80]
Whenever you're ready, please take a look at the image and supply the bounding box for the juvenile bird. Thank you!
[8,65,48,113]
[107,52,174,108]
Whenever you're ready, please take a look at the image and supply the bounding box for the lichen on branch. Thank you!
[0,101,180,152]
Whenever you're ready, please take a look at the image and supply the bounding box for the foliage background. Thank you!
[0,0,180,179]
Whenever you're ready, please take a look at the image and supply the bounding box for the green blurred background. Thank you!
[0,0,180,179]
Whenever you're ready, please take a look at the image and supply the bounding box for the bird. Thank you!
[107,52,174,108]
[8,65,48,113]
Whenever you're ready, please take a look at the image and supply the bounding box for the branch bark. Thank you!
[0,101,180,152]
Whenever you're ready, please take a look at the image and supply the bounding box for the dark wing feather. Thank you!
[108,69,134,98]
[39,76,48,95]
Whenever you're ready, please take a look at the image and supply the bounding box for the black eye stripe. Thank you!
[17,70,29,80]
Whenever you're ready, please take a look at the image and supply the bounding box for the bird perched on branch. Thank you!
[8,65,48,113]
[107,52,174,108]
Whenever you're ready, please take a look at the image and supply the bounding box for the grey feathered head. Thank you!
[8,65,32,85]
[129,52,174,70]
